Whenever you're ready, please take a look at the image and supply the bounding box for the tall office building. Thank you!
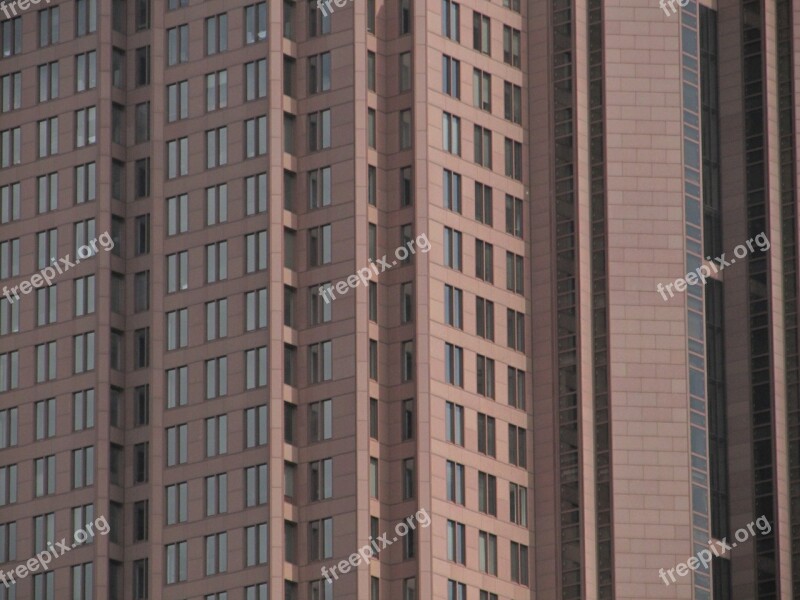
[0,0,798,598]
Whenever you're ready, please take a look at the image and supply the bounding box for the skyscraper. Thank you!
[0,0,797,598]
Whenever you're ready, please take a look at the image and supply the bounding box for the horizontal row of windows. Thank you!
[441,113,523,180]
[444,401,528,467]
[440,0,522,67]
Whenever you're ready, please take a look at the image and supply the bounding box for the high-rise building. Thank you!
[0,0,797,598]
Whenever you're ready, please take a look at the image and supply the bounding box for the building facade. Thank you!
[0,0,798,599]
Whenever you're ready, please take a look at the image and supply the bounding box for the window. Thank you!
[205,356,228,399]
[206,126,229,168]
[165,482,188,524]
[446,520,466,564]
[35,399,56,440]
[135,46,150,86]
[206,13,228,55]
[134,443,148,483]
[166,424,188,466]
[133,327,148,369]
[400,110,412,148]
[74,218,96,257]
[1,182,20,223]
[508,424,527,467]
[245,59,268,100]
[439,169,462,213]
[165,541,188,583]
[0,520,16,563]
[245,347,268,389]
[367,165,377,205]
[445,401,464,445]
[368,280,378,320]
[308,224,332,266]
[166,366,188,408]
[367,0,375,31]
[475,239,494,282]
[472,12,490,54]
[169,0,189,8]
[283,0,295,39]
[309,518,333,560]
[473,68,491,110]
[0,127,21,167]
[0,464,17,504]
[0,239,17,279]
[478,471,497,515]
[369,458,379,498]
[504,0,520,10]
[167,25,189,65]
[206,473,228,516]
[505,137,523,180]
[134,500,148,541]
[39,6,60,47]
[135,0,150,29]
[505,194,523,237]
[478,531,498,574]
[284,402,297,445]
[167,81,189,122]
[309,399,332,442]
[206,70,229,111]
[245,231,268,273]
[166,308,188,351]
[443,284,463,328]
[133,385,149,426]
[369,223,377,260]
[308,166,331,209]
[33,572,54,599]
[245,464,268,507]
[37,63,58,102]
[166,194,188,235]
[309,0,331,36]
[206,242,228,282]
[309,458,333,501]
[309,284,332,325]
[134,271,150,313]
[167,137,189,179]
[448,581,467,600]
[244,2,268,43]
[35,455,56,496]
[111,102,125,144]
[245,115,268,157]
[503,25,521,67]
[37,285,57,325]
[245,583,269,600]
[369,398,379,439]
[511,542,529,584]
[112,48,125,89]
[401,341,414,381]
[510,482,528,526]
[135,158,149,197]
[474,125,492,167]
[35,342,57,382]
[504,81,522,123]
[444,227,462,270]
[506,251,524,294]
[135,102,150,142]
[245,405,269,447]
[132,559,148,599]
[308,341,332,383]
[38,117,59,157]
[0,297,18,337]
[442,0,459,41]
[73,332,95,373]
[75,106,97,148]
[477,355,495,398]
[205,532,228,576]
[442,112,460,155]
[1,17,21,56]
[367,51,376,90]
[309,52,331,93]
[206,414,228,457]
[445,343,463,386]
[245,288,268,331]
[442,55,460,98]
[369,339,378,380]
[400,0,411,33]
[507,308,525,351]
[245,523,268,566]
[477,413,496,456]
[399,52,412,92]
[446,460,465,504]
[0,407,18,449]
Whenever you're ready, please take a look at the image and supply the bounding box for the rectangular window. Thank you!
[38,117,58,157]
[473,68,491,111]
[308,52,331,94]
[245,59,268,100]
[505,194,523,237]
[308,341,332,383]
[445,343,463,387]
[308,166,331,209]
[475,239,494,282]
[75,106,97,147]
[206,126,228,168]
[474,125,492,167]
[206,70,228,111]
[503,25,521,67]
[245,523,268,566]
[36,285,57,325]
[442,55,460,98]
[245,405,268,447]
[0,126,21,167]
[511,542,529,584]
[245,346,268,389]
[444,284,463,328]
[506,251,524,294]
[165,541,188,584]
[205,415,228,457]
[446,520,466,564]
[442,169,461,212]
[476,355,495,398]
[308,224,332,266]
[73,332,95,373]
[504,81,522,123]
[446,460,465,504]
[165,482,188,525]
[166,194,188,235]
[35,399,56,440]
[507,308,525,351]
[510,482,528,526]
[504,137,523,180]
[245,231,267,273]
[134,443,148,483]
[477,413,496,457]
[478,531,498,575]
[135,102,150,142]
[1,17,21,56]
[369,458,379,498]
[39,6,60,47]
[0,464,17,504]
[245,464,268,507]
[472,12,490,54]
[205,473,228,516]
[309,458,333,501]
[135,0,150,29]
[166,424,188,466]
[35,341,57,382]
[445,401,464,445]
[166,137,189,179]
[35,455,56,496]
[508,424,527,467]
[166,365,188,408]
[444,227,462,270]
[37,64,58,103]
[0,407,18,449]
[167,80,189,122]
[204,532,228,576]
[478,471,497,515]
[135,46,150,86]
[442,112,460,155]
[112,48,125,89]
[399,52,412,92]
[441,0,459,41]
[167,24,189,65]
[205,356,228,399]
[448,581,467,600]
[245,115,268,157]
[309,399,332,442]
[75,0,97,36]
[308,110,332,151]
[206,13,228,55]
[1,182,20,223]
[166,308,188,350]
[308,517,333,560]
[244,2,268,44]
[367,51,376,91]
